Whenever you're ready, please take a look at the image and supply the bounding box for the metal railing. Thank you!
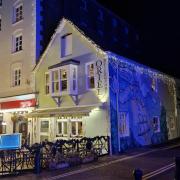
[0,136,109,176]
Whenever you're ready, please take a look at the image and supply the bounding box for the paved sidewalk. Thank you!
[1,140,180,180]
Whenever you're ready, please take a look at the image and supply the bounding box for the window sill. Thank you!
[11,50,23,55]
[12,19,24,26]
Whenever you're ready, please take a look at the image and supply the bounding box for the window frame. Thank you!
[13,3,23,24]
[45,72,50,95]
[61,33,72,57]
[12,68,21,87]
[152,116,160,133]
[119,112,130,137]
[85,62,95,90]
[13,33,23,53]
[70,120,83,137]
[57,119,68,137]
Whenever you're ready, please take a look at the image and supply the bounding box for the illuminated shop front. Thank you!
[0,94,36,141]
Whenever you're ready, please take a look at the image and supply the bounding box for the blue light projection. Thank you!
[108,52,170,154]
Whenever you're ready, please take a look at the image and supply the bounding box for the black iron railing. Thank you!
[0,136,109,176]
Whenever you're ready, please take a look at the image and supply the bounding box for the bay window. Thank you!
[52,70,59,94]
[60,69,67,91]
[49,60,79,96]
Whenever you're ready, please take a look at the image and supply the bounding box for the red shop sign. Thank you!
[0,99,36,109]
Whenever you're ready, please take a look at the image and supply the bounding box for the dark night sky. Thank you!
[98,0,180,78]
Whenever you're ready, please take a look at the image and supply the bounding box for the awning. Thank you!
[26,104,102,118]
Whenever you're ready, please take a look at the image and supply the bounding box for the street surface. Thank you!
[2,143,180,180]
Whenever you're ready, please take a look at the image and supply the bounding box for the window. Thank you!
[0,0,2,7]
[72,68,77,91]
[40,121,49,133]
[71,121,83,136]
[45,73,50,94]
[0,114,6,134]
[13,69,21,86]
[60,69,67,91]
[119,112,129,137]
[52,70,59,93]
[168,115,175,130]
[61,33,72,57]
[86,63,95,89]
[80,0,87,11]
[57,121,68,136]
[13,4,23,23]
[152,116,160,133]
[13,34,22,52]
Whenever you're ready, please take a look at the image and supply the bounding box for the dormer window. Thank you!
[61,33,72,57]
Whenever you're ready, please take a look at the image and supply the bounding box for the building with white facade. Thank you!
[0,0,41,137]
[29,18,178,153]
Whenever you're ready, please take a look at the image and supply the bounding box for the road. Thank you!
[2,143,180,180]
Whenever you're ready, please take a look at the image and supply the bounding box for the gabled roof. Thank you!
[33,18,107,72]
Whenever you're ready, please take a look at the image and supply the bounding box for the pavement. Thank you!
[1,140,180,180]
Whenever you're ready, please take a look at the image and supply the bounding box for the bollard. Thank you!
[34,144,41,174]
[133,168,143,180]
[175,157,180,180]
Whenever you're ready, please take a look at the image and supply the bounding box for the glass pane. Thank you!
[89,77,95,88]
[61,69,67,79]
[71,122,76,135]
[73,80,76,90]
[88,64,94,77]
[58,122,62,134]
[41,121,49,133]
[63,122,68,135]
[61,80,67,91]
[78,122,83,135]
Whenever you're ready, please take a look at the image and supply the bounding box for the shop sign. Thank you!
[0,99,36,109]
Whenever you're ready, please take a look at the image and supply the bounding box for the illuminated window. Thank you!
[13,4,23,23]
[60,69,67,91]
[40,120,49,133]
[61,33,72,57]
[152,116,160,133]
[40,120,49,142]
[0,114,6,134]
[119,112,129,137]
[13,69,21,87]
[52,70,59,93]
[45,73,50,94]
[71,121,83,136]
[86,63,95,89]
[57,121,68,136]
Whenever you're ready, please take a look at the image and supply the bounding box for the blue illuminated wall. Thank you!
[108,52,177,154]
